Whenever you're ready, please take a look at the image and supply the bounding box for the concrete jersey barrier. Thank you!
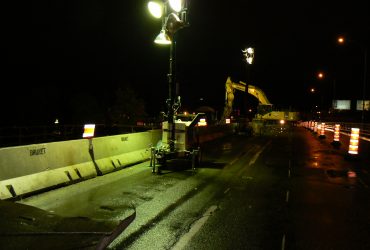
[0,125,234,200]
[0,130,161,200]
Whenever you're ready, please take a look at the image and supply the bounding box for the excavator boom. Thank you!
[247,84,271,105]
[222,76,298,122]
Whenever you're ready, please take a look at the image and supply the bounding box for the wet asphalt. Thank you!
[1,126,370,249]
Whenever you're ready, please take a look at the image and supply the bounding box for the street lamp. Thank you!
[309,86,321,120]
[148,0,189,151]
[337,35,368,124]
[337,36,345,44]
[316,70,337,112]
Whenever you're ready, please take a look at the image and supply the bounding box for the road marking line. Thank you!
[229,158,239,166]
[172,205,218,250]
[248,141,271,166]
[228,150,250,166]
[288,169,291,178]
[286,191,290,203]
[281,234,286,250]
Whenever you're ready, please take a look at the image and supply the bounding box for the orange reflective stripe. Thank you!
[348,128,360,155]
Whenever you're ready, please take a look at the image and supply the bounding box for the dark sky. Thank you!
[2,0,370,125]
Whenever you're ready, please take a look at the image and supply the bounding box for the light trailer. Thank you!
[150,113,206,174]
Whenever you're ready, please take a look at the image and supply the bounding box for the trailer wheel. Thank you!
[154,153,165,175]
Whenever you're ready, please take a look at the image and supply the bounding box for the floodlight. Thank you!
[169,0,183,12]
[242,47,255,64]
[148,1,163,18]
[154,29,171,45]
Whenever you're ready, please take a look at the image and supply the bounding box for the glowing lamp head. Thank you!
[242,47,255,64]
[148,1,163,18]
[154,29,171,45]
[169,0,183,12]
[337,36,345,44]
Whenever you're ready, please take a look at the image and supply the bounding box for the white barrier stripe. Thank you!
[281,234,286,250]
[324,129,370,142]
[248,141,271,166]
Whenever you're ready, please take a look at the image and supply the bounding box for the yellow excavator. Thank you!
[222,76,299,134]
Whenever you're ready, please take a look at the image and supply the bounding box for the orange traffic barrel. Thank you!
[331,124,341,147]
[319,122,326,138]
[347,170,357,178]
[314,122,318,133]
[348,128,360,155]
[333,124,340,142]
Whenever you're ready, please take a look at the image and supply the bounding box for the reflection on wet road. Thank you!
[6,127,370,249]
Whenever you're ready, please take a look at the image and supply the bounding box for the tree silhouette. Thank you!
[108,86,147,125]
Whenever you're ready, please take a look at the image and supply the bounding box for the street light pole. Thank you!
[316,71,337,116]
[337,35,368,124]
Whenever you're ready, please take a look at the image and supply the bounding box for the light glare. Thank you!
[169,0,183,12]
[242,47,254,64]
[154,29,172,45]
[148,1,163,18]
[338,36,345,44]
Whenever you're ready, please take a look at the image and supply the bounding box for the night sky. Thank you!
[2,0,370,126]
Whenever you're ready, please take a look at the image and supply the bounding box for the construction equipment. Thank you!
[150,112,206,174]
[222,76,299,133]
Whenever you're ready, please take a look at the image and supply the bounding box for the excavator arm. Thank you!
[222,76,299,123]
[222,76,272,120]
[222,77,245,120]
[247,84,271,105]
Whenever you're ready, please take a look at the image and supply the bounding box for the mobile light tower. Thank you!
[242,47,254,116]
[148,0,189,151]
[242,47,255,84]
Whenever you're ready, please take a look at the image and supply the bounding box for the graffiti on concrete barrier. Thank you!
[30,147,46,156]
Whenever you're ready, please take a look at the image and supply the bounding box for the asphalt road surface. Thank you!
[4,126,370,250]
